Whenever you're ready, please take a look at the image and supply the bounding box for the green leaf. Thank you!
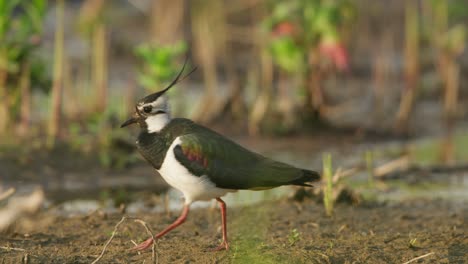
[269,37,304,73]
[134,41,188,89]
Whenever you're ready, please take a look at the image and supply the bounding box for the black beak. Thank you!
[120,116,139,128]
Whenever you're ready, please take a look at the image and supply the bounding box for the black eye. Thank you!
[143,106,152,113]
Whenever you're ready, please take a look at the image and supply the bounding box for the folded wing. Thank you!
[173,132,320,190]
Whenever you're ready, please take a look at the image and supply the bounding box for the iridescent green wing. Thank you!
[173,131,318,190]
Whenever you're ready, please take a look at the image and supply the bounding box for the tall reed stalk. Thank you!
[19,62,31,136]
[0,61,9,135]
[395,0,419,133]
[430,0,465,163]
[248,50,273,136]
[190,0,225,123]
[92,23,108,112]
[48,0,65,147]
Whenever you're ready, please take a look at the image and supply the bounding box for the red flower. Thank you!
[272,21,295,37]
[319,41,349,71]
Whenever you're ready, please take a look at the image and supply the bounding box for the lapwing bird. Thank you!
[121,60,320,252]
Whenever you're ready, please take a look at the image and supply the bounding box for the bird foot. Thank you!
[209,241,229,252]
[131,237,154,251]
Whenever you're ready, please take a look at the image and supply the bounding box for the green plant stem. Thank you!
[366,150,374,188]
[323,153,333,217]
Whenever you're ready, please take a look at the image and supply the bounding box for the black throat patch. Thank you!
[135,118,195,170]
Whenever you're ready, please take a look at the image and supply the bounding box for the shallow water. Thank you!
[3,130,468,217]
[45,135,468,216]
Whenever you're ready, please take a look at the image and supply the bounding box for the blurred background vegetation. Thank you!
[1,3,468,261]
[1,0,468,203]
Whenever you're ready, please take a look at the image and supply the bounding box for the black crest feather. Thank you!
[141,57,197,104]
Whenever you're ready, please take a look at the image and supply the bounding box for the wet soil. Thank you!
[1,198,466,264]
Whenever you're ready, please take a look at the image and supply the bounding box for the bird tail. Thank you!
[291,169,321,187]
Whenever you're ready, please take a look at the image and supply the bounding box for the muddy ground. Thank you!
[1,198,466,264]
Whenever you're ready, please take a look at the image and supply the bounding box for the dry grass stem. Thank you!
[401,252,435,264]
[134,219,158,264]
[0,246,26,251]
[92,216,159,264]
[374,156,410,178]
[337,225,347,233]
[130,240,141,255]
[0,188,15,202]
[314,251,331,263]
[332,166,360,183]
[91,216,127,264]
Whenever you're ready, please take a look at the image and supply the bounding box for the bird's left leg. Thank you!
[132,204,190,251]
[210,197,229,251]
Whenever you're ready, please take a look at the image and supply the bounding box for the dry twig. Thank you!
[91,216,127,264]
[401,252,435,264]
[374,156,410,178]
[0,246,26,251]
[134,219,158,264]
[92,216,159,264]
[332,166,361,183]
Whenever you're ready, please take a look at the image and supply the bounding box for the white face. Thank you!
[137,96,169,116]
[137,96,171,133]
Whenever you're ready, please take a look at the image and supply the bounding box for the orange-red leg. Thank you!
[210,197,229,251]
[132,204,190,251]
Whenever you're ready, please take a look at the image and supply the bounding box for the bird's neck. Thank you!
[145,113,171,133]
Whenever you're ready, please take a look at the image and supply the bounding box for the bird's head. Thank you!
[120,59,196,133]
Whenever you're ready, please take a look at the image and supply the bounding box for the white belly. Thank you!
[158,137,234,204]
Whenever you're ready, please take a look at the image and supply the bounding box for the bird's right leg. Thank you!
[131,204,190,251]
[210,197,229,251]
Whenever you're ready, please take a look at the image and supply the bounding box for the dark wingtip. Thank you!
[290,169,321,187]
[303,169,321,181]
